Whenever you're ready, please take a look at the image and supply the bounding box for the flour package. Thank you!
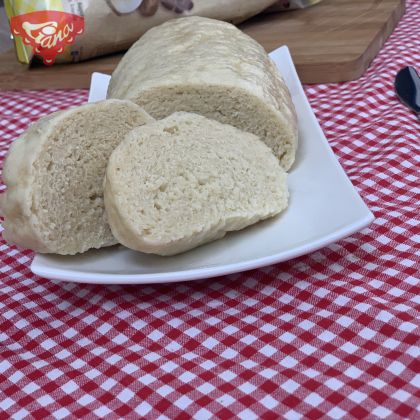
[5,0,321,65]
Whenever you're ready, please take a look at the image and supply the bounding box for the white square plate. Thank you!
[31,46,374,284]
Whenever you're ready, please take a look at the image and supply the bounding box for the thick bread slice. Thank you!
[104,112,288,256]
[1,100,153,255]
[107,16,298,171]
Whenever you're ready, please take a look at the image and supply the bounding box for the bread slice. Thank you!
[107,16,298,171]
[104,112,288,256]
[1,99,153,255]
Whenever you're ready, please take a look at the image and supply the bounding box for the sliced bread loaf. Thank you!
[1,100,153,255]
[104,112,288,256]
[107,16,298,171]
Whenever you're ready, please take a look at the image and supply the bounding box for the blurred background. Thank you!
[0,0,13,53]
[0,1,407,88]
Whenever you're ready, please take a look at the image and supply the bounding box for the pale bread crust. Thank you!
[1,113,60,253]
[107,17,298,170]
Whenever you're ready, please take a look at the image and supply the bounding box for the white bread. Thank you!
[104,112,288,256]
[0,100,153,255]
[107,16,298,171]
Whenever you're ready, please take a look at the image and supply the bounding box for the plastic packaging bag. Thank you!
[5,0,321,65]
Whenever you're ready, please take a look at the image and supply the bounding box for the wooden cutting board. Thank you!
[0,0,405,90]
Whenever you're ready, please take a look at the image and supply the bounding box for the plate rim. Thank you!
[31,213,373,284]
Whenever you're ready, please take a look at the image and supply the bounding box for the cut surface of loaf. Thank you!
[104,112,289,256]
[107,16,298,171]
[1,100,153,255]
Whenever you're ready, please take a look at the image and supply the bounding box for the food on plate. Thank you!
[104,112,289,256]
[107,16,298,170]
[0,100,153,255]
[1,16,297,257]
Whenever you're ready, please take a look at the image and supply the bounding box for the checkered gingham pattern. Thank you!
[0,2,419,419]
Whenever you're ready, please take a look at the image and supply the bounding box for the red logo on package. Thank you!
[11,11,84,65]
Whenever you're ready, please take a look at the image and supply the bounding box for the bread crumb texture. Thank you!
[1,100,152,254]
[105,112,288,256]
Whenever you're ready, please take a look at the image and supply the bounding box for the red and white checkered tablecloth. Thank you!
[0,1,419,418]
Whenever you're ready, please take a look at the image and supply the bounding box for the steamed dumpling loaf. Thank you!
[104,112,289,256]
[107,16,298,171]
[0,100,153,255]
